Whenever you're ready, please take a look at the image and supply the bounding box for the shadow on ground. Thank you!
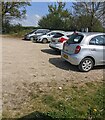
[41,49,61,55]
[49,57,105,72]
[93,65,105,70]
[17,111,54,120]
[22,38,31,41]
[49,57,79,72]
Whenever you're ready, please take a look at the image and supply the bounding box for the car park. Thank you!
[37,31,64,43]
[24,29,50,40]
[61,32,105,72]
[49,31,73,51]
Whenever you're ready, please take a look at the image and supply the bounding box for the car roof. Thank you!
[36,29,50,32]
[50,30,65,33]
[65,31,74,35]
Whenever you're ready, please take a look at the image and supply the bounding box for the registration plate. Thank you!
[63,54,68,59]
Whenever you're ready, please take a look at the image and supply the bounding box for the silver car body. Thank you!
[61,32,105,66]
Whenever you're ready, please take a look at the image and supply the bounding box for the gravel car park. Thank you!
[2,35,104,118]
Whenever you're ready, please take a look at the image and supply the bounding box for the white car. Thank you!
[37,30,65,43]
[49,31,74,51]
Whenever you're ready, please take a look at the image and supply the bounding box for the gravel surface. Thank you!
[2,36,104,117]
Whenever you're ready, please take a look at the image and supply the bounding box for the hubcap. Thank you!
[43,39,47,43]
[82,60,92,71]
[31,37,33,41]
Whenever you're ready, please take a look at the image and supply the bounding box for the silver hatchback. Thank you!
[61,32,105,72]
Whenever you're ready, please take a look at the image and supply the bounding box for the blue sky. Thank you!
[13,2,73,26]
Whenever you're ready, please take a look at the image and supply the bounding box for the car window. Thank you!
[51,32,56,35]
[89,35,105,46]
[67,35,71,38]
[53,33,64,38]
[36,30,48,33]
[67,33,84,44]
[47,33,51,36]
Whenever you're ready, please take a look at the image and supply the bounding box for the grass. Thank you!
[2,81,104,119]
[41,82,104,119]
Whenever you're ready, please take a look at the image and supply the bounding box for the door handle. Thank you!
[91,48,96,51]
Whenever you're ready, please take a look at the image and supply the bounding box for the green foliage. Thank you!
[2,1,31,33]
[2,2,31,19]
[2,24,38,37]
[38,2,73,31]
[72,2,105,31]
[74,15,104,32]
[44,83,104,119]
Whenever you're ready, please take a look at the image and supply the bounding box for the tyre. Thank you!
[78,58,94,72]
[30,37,36,43]
[42,38,48,43]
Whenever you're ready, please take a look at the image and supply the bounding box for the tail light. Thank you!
[58,37,68,43]
[75,45,81,54]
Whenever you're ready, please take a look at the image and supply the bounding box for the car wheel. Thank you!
[78,58,94,72]
[42,38,48,43]
[31,37,36,43]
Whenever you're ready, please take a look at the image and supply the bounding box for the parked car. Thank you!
[37,31,64,43]
[31,29,50,43]
[24,30,37,40]
[24,29,50,40]
[49,31,73,51]
[61,32,105,72]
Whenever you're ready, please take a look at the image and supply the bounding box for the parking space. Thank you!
[2,36,103,117]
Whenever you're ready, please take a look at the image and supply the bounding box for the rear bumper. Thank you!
[49,45,60,51]
[49,43,63,51]
[61,50,81,65]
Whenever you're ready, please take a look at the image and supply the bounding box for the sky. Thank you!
[12,2,73,27]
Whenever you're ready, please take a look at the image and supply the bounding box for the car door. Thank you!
[47,33,52,40]
[89,35,105,65]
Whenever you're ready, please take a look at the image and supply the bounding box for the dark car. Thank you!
[30,29,50,43]
[24,29,50,41]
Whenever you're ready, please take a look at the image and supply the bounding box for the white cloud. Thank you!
[11,14,42,27]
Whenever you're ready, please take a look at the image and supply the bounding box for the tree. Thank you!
[74,15,103,32]
[2,1,31,33]
[73,2,105,31]
[38,2,73,31]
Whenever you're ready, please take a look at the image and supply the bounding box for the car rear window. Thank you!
[67,33,84,44]
[36,30,49,33]
[53,33,64,38]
